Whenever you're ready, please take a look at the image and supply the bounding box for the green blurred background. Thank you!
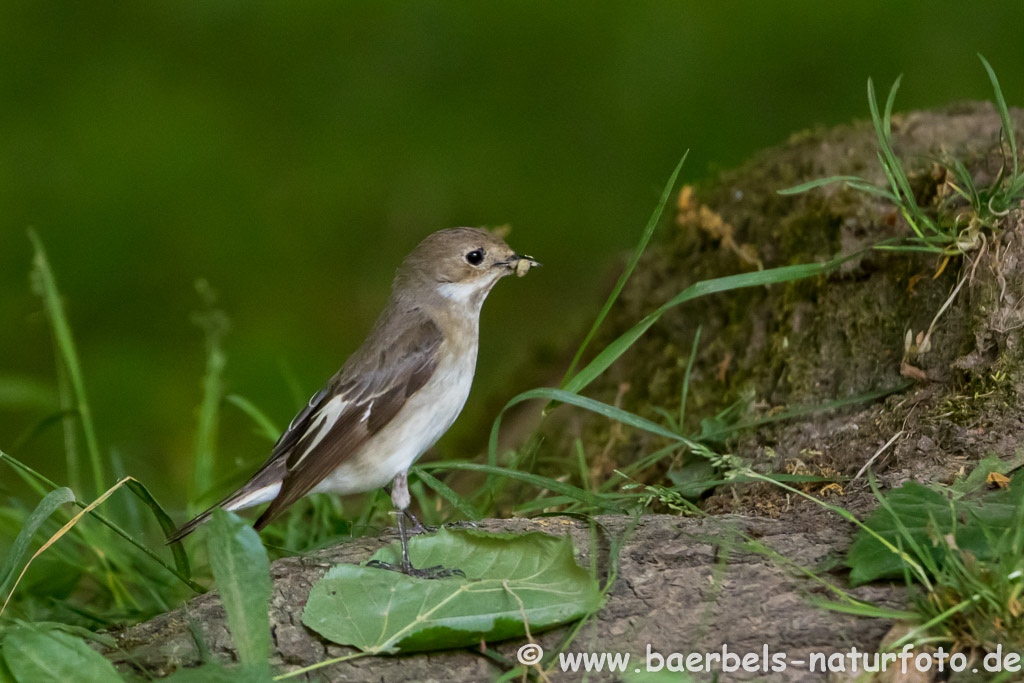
[2,2,1022,511]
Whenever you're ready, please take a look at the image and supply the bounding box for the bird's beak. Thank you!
[506,253,541,277]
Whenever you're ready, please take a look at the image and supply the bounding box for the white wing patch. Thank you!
[291,394,348,469]
[225,481,282,511]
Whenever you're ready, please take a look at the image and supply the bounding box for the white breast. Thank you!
[311,338,477,496]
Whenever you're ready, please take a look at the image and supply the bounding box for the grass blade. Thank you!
[943,155,980,207]
[560,153,688,384]
[870,79,911,202]
[124,479,192,579]
[0,450,204,593]
[190,281,229,512]
[807,597,917,620]
[411,468,482,521]
[226,394,281,442]
[679,325,701,428]
[490,388,701,465]
[0,487,75,599]
[28,229,104,496]
[562,251,858,397]
[2,477,136,615]
[779,175,872,195]
[874,244,945,253]
[418,461,627,513]
[844,180,900,201]
[979,54,1018,180]
[697,382,911,442]
[871,76,941,242]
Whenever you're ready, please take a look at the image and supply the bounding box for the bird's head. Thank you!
[395,227,539,308]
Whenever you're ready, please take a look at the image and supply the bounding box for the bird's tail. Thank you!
[166,469,284,544]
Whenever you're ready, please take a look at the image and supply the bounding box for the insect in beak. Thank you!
[506,254,541,277]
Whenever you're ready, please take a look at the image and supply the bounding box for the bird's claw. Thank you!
[401,509,436,534]
[406,564,466,579]
[444,520,479,530]
[401,511,478,534]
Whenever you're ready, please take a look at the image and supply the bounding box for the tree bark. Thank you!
[105,514,898,682]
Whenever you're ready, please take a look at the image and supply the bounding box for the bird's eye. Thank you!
[465,248,484,266]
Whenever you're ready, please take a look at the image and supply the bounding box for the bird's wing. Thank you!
[252,311,443,530]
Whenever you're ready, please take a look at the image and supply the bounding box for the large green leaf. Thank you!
[2,626,121,683]
[163,664,273,682]
[846,479,1023,585]
[0,655,15,683]
[207,510,272,673]
[303,528,602,654]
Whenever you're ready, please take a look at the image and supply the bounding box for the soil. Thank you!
[103,101,1024,681]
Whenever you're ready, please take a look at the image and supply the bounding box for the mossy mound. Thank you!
[579,101,1024,515]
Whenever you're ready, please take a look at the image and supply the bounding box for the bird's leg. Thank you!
[382,483,436,533]
[367,471,464,579]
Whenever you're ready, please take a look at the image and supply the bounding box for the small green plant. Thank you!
[0,509,274,683]
[828,457,1024,657]
[781,54,1022,255]
[655,408,1024,664]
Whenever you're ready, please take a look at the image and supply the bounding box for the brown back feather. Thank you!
[252,311,443,530]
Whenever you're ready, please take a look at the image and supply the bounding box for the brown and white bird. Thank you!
[168,227,538,577]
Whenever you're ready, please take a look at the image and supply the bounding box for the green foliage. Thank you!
[412,468,482,521]
[302,529,601,655]
[950,452,1024,497]
[560,153,688,384]
[780,55,1023,255]
[0,450,202,615]
[0,487,74,604]
[206,510,272,676]
[224,394,280,443]
[2,626,121,683]
[666,459,719,499]
[122,478,193,581]
[162,667,268,683]
[558,254,857,398]
[976,55,1023,213]
[139,512,278,682]
[190,280,230,513]
[845,481,1020,585]
[843,468,1024,651]
[27,230,104,497]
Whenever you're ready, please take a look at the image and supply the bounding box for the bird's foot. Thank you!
[401,509,436,534]
[366,559,465,579]
[401,510,479,534]
[405,564,466,580]
[442,520,479,530]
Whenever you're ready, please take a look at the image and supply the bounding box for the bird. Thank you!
[168,227,539,578]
